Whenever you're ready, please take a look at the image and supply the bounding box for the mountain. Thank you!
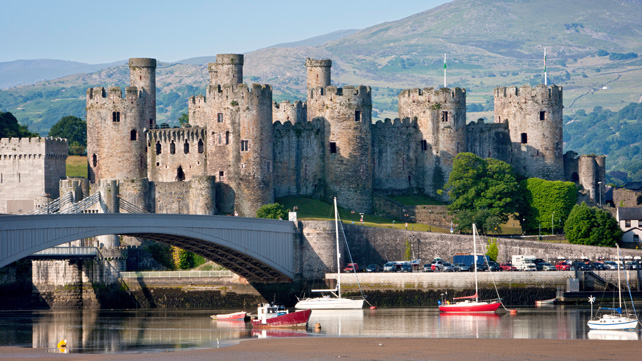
[1,0,642,180]
[0,59,125,90]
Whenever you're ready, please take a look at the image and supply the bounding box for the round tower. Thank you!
[397,87,467,198]
[208,54,243,86]
[305,59,332,91]
[129,58,157,127]
[494,84,563,180]
[318,85,373,213]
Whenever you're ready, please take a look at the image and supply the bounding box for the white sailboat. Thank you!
[587,245,638,330]
[294,198,365,310]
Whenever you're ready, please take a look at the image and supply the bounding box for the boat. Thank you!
[439,224,501,313]
[250,303,312,328]
[294,197,365,310]
[587,245,639,331]
[210,311,247,321]
[535,298,557,306]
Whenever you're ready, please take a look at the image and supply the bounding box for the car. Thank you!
[431,260,446,271]
[555,261,571,271]
[539,262,555,271]
[422,263,432,272]
[384,262,397,272]
[400,263,413,272]
[472,263,487,272]
[592,262,606,271]
[437,262,454,272]
[603,261,618,270]
[500,263,517,271]
[343,263,359,273]
[365,264,381,272]
[571,260,592,271]
[453,263,470,272]
[487,261,500,272]
[625,261,639,270]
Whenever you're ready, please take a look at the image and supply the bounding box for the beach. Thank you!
[2,337,641,361]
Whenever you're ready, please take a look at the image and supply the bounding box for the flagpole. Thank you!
[544,48,547,86]
[444,54,447,88]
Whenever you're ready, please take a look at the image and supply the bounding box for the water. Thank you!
[0,307,638,354]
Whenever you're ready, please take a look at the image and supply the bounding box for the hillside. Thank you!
[1,0,641,180]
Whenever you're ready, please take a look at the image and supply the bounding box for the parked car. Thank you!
[437,262,454,272]
[423,263,432,272]
[343,263,359,273]
[384,262,397,272]
[625,261,639,270]
[400,263,413,272]
[365,264,381,272]
[472,263,488,272]
[487,261,500,272]
[500,263,517,271]
[431,260,446,271]
[453,263,470,272]
[571,260,592,271]
[603,261,618,270]
[592,262,606,271]
[555,261,571,271]
[539,262,555,271]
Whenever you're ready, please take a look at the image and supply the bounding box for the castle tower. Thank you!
[309,84,373,213]
[208,54,243,86]
[578,154,606,202]
[129,58,157,128]
[305,59,332,90]
[398,87,467,197]
[494,84,563,180]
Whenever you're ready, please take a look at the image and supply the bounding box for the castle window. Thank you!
[241,140,249,152]
[130,129,137,141]
[421,140,428,152]
[170,141,176,154]
[441,111,448,122]
[112,112,121,122]
[92,154,97,167]
[355,111,361,122]
[149,119,153,126]
[521,133,528,144]
[329,142,337,154]
[184,141,189,154]
[225,131,230,145]
[156,142,162,155]
[571,172,579,183]
[217,113,224,123]
[176,166,185,181]
[198,139,204,154]
[539,111,546,121]
[218,133,222,145]
[219,171,225,180]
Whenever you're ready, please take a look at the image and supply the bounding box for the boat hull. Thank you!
[439,301,501,313]
[211,311,247,321]
[251,309,312,329]
[587,315,638,330]
[295,297,364,310]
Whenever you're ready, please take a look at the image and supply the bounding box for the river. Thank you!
[0,307,638,354]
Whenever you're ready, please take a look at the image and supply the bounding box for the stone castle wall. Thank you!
[465,120,511,163]
[147,127,207,183]
[372,118,421,193]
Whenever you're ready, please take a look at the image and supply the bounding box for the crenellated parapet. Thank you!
[372,117,418,129]
[147,127,207,183]
[147,127,206,144]
[208,54,244,87]
[494,84,562,106]
[273,100,307,124]
[87,86,144,104]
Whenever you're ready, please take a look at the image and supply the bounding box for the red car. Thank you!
[343,263,359,273]
[555,261,571,271]
[500,263,517,271]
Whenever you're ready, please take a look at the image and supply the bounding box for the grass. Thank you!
[388,194,444,206]
[66,155,87,178]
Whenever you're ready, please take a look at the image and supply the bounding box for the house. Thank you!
[616,207,642,243]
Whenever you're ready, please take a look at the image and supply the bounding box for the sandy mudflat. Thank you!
[1,337,641,361]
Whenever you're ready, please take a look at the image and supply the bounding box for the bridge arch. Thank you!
[0,214,297,282]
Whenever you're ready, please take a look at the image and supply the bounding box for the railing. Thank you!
[120,270,234,278]
[33,246,98,257]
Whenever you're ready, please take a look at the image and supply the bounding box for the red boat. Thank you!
[250,303,312,329]
[439,293,501,313]
[210,311,247,321]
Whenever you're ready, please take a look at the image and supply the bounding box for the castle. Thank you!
[0,54,605,221]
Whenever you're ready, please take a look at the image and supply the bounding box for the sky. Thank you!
[0,0,450,64]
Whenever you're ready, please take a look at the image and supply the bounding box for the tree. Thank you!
[520,178,577,234]
[0,111,38,138]
[564,202,622,247]
[486,238,499,261]
[444,153,522,234]
[179,112,189,126]
[48,115,87,155]
[404,239,412,261]
[256,203,287,220]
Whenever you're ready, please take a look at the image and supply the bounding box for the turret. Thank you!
[305,58,332,91]
[129,58,157,127]
[208,54,243,86]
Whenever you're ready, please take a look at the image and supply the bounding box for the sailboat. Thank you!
[294,198,365,310]
[587,245,638,330]
[439,224,501,313]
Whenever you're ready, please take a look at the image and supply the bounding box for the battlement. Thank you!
[215,54,243,65]
[87,86,142,100]
[273,117,324,130]
[207,83,272,101]
[147,127,206,143]
[0,137,68,156]
[189,94,207,106]
[309,85,371,100]
[273,100,305,111]
[305,59,332,68]
[273,100,307,124]
[494,84,562,103]
[372,117,418,129]
[129,58,156,68]
[398,87,466,103]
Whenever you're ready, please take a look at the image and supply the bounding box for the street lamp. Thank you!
[597,181,602,206]
[551,211,555,236]
[522,218,526,236]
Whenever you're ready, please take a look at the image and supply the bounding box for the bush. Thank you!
[256,203,287,220]
[564,202,622,247]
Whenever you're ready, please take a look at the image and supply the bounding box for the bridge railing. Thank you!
[32,246,98,257]
[120,270,234,279]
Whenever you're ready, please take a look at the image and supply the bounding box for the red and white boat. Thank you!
[210,311,247,321]
[251,303,312,329]
[439,224,501,313]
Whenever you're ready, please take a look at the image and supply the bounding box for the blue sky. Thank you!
[0,0,449,64]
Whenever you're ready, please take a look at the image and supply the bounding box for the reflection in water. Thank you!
[588,330,639,340]
[0,307,640,354]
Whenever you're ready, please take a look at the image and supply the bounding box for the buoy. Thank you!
[315,322,322,332]
[370,306,377,310]
[510,309,518,315]
[57,339,67,348]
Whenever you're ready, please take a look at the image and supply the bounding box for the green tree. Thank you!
[404,239,412,261]
[520,178,577,234]
[486,238,499,261]
[48,115,87,155]
[444,153,522,234]
[0,111,38,138]
[256,203,288,220]
[179,112,189,126]
[564,202,621,247]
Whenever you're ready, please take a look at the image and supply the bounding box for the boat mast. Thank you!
[473,224,479,302]
[617,244,622,311]
[334,197,341,298]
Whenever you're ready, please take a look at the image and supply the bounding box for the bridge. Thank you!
[0,214,297,282]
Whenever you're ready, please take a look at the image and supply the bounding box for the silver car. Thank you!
[438,262,454,272]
